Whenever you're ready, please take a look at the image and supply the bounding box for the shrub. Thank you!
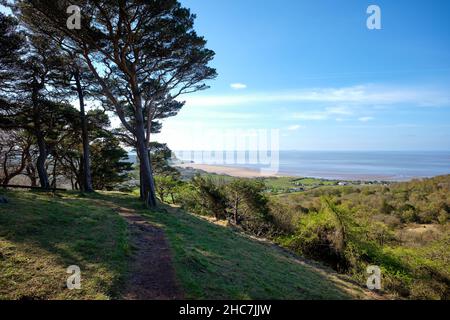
[225,179,274,236]
[154,175,179,203]
[191,175,228,219]
[176,182,202,213]
[268,199,298,234]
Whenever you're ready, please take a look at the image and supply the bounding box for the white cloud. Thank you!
[287,125,302,131]
[293,106,354,121]
[184,85,450,108]
[230,83,247,90]
[184,110,258,120]
[358,116,375,122]
[293,112,328,121]
[326,106,353,115]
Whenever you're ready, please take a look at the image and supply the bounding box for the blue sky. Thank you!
[2,2,449,151]
[155,0,450,151]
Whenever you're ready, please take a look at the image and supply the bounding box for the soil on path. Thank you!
[116,206,183,300]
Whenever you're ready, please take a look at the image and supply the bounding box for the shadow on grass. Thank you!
[93,192,367,300]
[0,190,129,299]
[0,190,369,299]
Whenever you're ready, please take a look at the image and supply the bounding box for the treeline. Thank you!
[277,176,449,299]
[152,174,275,237]
[0,13,130,190]
[163,174,449,299]
[0,1,215,205]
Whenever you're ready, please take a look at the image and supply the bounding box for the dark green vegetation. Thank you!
[0,190,369,300]
[275,175,450,299]
[1,0,216,207]
[171,174,450,299]
[177,168,372,194]
[1,174,448,300]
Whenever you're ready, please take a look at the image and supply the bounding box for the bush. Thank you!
[268,199,298,234]
[154,175,181,203]
[176,182,202,213]
[176,174,450,299]
[191,175,228,219]
[286,208,347,269]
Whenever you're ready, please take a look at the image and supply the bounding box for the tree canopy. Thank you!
[11,0,216,206]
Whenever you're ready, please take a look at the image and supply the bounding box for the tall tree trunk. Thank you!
[82,52,156,206]
[74,69,93,192]
[2,150,9,186]
[51,155,58,188]
[35,132,49,188]
[136,147,143,200]
[2,176,10,187]
[135,105,157,208]
[26,156,37,187]
[32,80,49,189]
[139,166,144,200]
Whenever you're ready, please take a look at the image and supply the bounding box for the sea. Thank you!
[169,150,450,182]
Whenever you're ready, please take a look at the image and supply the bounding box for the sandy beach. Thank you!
[176,163,281,178]
[175,163,407,181]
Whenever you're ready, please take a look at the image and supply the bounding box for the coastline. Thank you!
[175,163,281,178]
[171,151,450,182]
[175,163,404,181]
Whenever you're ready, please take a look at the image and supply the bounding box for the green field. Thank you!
[187,170,345,194]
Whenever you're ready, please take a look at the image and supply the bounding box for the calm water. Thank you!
[173,150,450,181]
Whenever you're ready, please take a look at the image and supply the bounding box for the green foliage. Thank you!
[190,175,228,220]
[154,175,181,203]
[0,13,24,85]
[90,136,133,190]
[175,181,202,213]
[176,177,275,236]
[225,179,273,236]
[276,176,450,299]
[282,175,450,226]
[150,142,180,178]
[267,198,298,234]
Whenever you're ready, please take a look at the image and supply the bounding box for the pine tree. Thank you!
[15,0,217,207]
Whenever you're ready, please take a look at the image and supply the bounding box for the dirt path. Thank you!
[115,206,183,300]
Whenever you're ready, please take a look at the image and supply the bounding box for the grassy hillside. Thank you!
[0,191,129,299]
[0,190,371,300]
[166,173,449,299]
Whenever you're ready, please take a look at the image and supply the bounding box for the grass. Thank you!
[0,190,129,300]
[263,177,337,191]
[0,190,370,300]
[94,192,369,299]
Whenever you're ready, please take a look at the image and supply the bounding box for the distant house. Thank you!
[338,182,349,186]
[289,187,304,192]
